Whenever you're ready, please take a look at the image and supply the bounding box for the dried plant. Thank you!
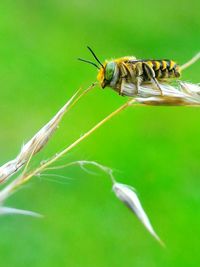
[0,83,95,184]
[124,81,200,106]
[0,77,200,246]
[113,182,165,247]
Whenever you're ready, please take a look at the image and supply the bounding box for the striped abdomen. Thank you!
[144,60,180,79]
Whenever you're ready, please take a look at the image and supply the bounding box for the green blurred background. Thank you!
[0,0,200,266]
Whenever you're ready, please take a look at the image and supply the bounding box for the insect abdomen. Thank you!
[147,60,180,79]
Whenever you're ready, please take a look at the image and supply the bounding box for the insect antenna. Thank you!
[87,46,104,69]
[78,58,100,69]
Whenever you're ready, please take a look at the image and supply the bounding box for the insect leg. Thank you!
[119,78,126,96]
[142,62,163,96]
[134,78,141,95]
[119,64,129,95]
[152,77,163,96]
[134,62,145,95]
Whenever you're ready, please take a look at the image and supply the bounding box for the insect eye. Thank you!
[105,62,115,81]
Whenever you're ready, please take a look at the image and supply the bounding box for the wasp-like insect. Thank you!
[79,47,200,96]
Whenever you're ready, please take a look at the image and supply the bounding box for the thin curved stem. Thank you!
[2,98,135,196]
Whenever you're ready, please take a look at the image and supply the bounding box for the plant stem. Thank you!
[9,98,135,193]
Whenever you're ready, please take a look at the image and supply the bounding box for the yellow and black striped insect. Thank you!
[79,47,200,96]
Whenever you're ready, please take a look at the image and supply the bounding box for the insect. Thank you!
[79,47,200,96]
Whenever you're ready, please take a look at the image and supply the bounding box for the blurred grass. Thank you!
[0,0,200,266]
